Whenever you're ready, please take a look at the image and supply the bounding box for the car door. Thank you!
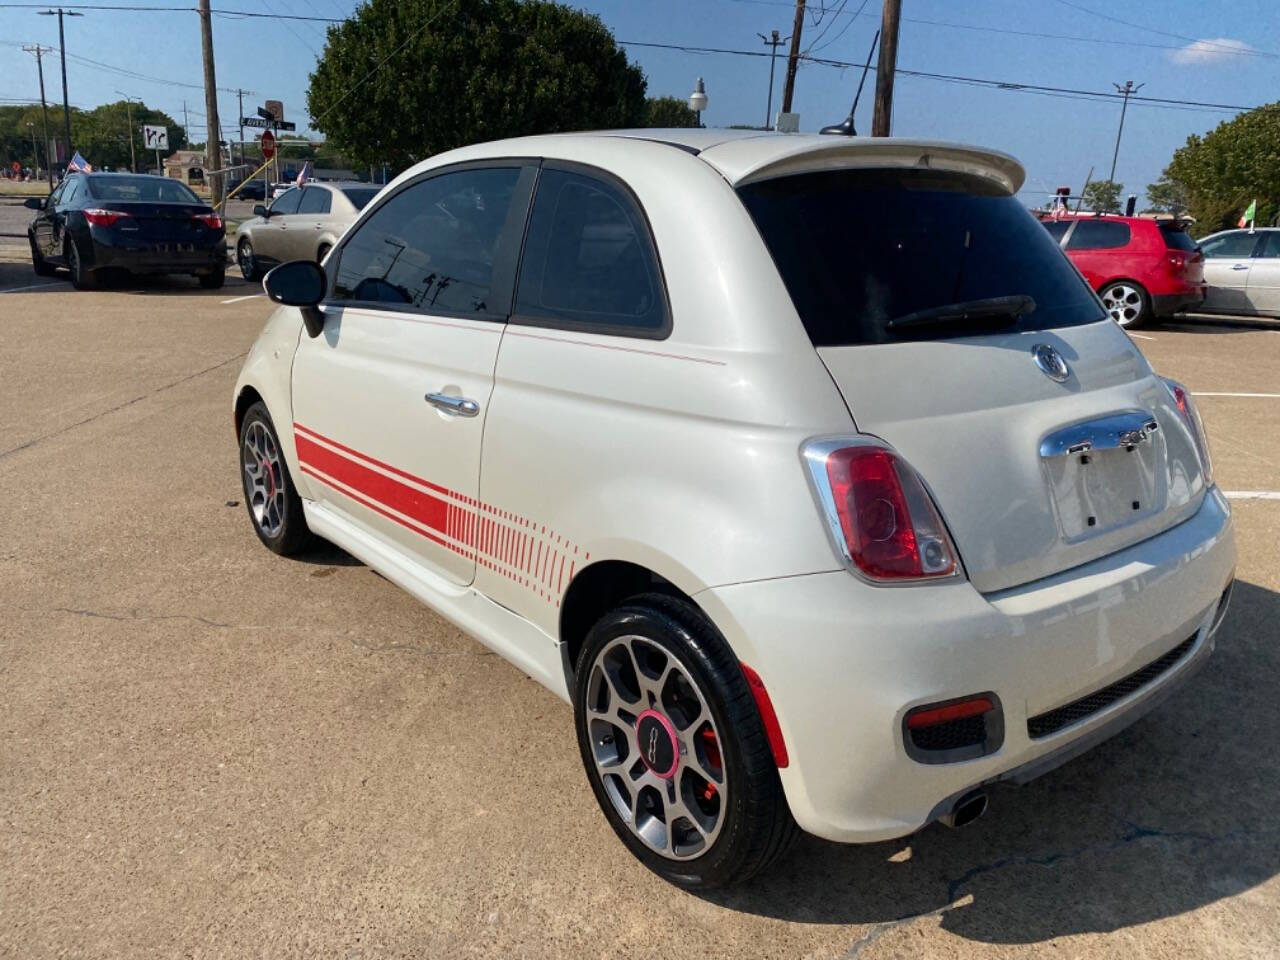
[48,176,84,260]
[260,187,302,266]
[33,180,66,256]
[1245,231,1280,316]
[292,186,331,260]
[1200,230,1261,314]
[1063,219,1131,290]
[290,161,536,586]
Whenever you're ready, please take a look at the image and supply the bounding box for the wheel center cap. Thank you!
[635,709,679,780]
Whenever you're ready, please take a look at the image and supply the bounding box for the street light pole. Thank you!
[1109,80,1144,184]
[38,8,83,168]
[757,30,788,130]
[115,92,137,172]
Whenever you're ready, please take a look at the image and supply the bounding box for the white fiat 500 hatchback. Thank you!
[234,130,1235,888]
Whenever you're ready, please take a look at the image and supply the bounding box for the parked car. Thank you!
[26,171,226,289]
[1194,227,1280,317]
[228,178,267,201]
[1039,213,1205,327]
[234,131,1234,888]
[271,182,293,200]
[235,181,380,280]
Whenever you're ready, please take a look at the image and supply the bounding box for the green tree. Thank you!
[0,102,184,174]
[1144,175,1189,217]
[306,0,647,171]
[1081,179,1123,214]
[644,96,698,128]
[1164,102,1280,233]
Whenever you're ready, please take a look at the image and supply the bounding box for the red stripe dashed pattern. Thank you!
[293,423,585,606]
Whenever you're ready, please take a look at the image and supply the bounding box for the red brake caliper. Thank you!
[700,728,721,801]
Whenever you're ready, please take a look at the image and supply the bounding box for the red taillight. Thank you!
[906,696,994,730]
[83,208,129,227]
[193,212,223,229]
[807,442,959,581]
[739,663,788,768]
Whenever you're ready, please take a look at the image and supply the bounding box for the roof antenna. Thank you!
[821,30,880,136]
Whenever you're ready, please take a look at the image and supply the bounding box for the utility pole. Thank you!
[197,0,224,207]
[757,30,787,130]
[21,44,53,188]
[182,100,189,140]
[28,123,39,179]
[871,0,901,136]
[1109,80,1144,184]
[780,0,805,114]
[237,88,246,175]
[37,8,83,167]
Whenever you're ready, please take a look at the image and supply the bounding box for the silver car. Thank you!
[235,181,381,281]
[1197,227,1280,317]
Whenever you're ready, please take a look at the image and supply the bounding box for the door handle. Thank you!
[425,392,480,417]
[1231,263,1250,270]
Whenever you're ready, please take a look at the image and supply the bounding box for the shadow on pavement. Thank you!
[1163,316,1279,334]
[705,579,1279,945]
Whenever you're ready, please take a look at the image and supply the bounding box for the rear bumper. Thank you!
[86,234,226,274]
[1153,289,1206,316]
[695,487,1235,843]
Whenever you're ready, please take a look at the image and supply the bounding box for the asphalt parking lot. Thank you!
[1,256,1278,959]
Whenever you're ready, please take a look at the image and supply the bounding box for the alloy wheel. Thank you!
[584,634,727,860]
[1100,282,1144,327]
[237,239,256,281]
[243,420,285,538]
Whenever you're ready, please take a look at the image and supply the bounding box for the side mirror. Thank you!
[253,204,268,218]
[24,197,45,211]
[264,260,328,338]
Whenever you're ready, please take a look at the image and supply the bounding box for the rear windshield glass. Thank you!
[738,169,1103,345]
[341,187,379,210]
[1160,225,1198,251]
[86,176,199,204]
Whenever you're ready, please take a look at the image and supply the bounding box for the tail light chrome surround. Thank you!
[801,436,965,586]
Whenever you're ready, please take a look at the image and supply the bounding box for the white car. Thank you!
[233,130,1235,889]
[1196,227,1280,317]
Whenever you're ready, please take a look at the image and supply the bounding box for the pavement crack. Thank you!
[51,607,242,630]
[839,902,963,958]
[349,635,496,657]
[0,351,248,461]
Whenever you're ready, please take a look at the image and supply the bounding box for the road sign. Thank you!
[241,117,297,131]
[264,100,284,121]
[142,124,169,151]
[260,129,276,160]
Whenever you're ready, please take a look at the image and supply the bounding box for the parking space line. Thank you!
[221,293,263,304]
[0,281,62,294]
[1127,333,1156,341]
[1224,491,1280,501]
[1195,392,1280,399]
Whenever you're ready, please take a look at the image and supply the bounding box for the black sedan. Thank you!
[26,172,227,290]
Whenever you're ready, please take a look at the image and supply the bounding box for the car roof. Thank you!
[411,129,1027,194]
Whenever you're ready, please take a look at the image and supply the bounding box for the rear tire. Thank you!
[199,265,226,289]
[66,237,96,290]
[29,236,56,277]
[237,237,262,282]
[238,401,314,556]
[573,594,799,889]
[1099,280,1150,328]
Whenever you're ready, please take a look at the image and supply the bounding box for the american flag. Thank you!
[67,151,92,173]
[295,161,311,186]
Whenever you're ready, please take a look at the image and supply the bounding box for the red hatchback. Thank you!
[1040,214,1205,328]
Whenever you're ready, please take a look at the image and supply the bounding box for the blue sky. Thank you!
[4,0,1278,205]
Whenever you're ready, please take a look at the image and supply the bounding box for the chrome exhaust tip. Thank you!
[940,790,988,829]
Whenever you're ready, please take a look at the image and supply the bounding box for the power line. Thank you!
[1047,0,1278,58]
[0,2,345,19]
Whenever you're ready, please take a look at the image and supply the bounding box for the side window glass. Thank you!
[298,187,331,215]
[48,182,66,208]
[1200,232,1257,259]
[515,168,666,335]
[1255,233,1280,259]
[1041,220,1070,244]
[1065,220,1130,250]
[332,166,522,315]
[270,188,302,216]
[60,179,81,207]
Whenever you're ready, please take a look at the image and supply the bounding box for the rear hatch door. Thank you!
[738,166,1208,594]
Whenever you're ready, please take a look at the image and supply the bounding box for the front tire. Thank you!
[238,402,314,555]
[29,236,56,277]
[66,237,96,290]
[1099,280,1150,328]
[573,594,799,889]
[237,237,262,282]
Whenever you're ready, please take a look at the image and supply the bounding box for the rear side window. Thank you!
[1160,225,1198,252]
[738,169,1102,346]
[1258,232,1280,258]
[1041,220,1070,243]
[1065,220,1131,250]
[332,166,523,316]
[341,187,379,210]
[1200,232,1259,258]
[514,167,667,337]
[270,189,302,216]
[61,178,82,206]
[297,187,331,215]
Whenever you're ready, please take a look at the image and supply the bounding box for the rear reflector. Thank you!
[740,662,788,768]
[906,696,994,729]
[903,693,1004,763]
[83,208,130,227]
